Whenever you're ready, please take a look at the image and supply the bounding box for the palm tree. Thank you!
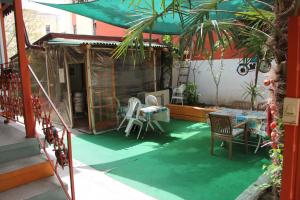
[271,0,298,114]
[114,0,298,114]
[113,0,300,195]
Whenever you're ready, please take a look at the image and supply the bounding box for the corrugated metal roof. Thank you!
[47,38,166,48]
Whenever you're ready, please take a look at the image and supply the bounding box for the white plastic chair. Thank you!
[171,84,186,105]
[117,97,143,137]
[145,95,159,106]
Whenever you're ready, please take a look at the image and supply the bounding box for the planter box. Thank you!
[166,104,218,123]
[236,174,270,200]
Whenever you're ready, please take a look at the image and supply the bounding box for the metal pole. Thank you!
[13,0,35,138]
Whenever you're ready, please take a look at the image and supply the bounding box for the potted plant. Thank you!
[184,82,197,105]
[242,81,263,110]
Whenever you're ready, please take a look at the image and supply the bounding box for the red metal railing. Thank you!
[0,62,75,200]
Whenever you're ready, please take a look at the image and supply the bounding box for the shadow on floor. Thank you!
[71,119,269,200]
[72,119,207,151]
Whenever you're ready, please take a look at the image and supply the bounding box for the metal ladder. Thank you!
[176,60,191,86]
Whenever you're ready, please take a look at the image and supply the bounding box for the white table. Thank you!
[140,106,170,133]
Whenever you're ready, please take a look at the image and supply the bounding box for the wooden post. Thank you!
[63,47,74,128]
[153,49,157,91]
[111,60,117,124]
[86,45,96,133]
[281,16,300,200]
[13,0,35,138]
[43,43,51,96]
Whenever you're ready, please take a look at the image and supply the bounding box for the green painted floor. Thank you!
[71,119,269,200]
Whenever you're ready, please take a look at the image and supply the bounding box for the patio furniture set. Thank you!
[117,95,170,139]
[117,87,268,159]
[209,107,268,159]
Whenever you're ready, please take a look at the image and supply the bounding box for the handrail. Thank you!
[28,65,71,132]
[0,62,75,200]
[28,64,76,200]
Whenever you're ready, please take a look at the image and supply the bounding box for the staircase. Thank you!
[0,120,67,200]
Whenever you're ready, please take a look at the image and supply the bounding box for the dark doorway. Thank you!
[68,63,89,133]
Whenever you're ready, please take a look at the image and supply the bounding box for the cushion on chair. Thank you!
[232,128,244,137]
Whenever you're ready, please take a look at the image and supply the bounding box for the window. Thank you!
[45,25,50,34]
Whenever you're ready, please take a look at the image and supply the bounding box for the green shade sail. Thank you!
[37,0,268,35]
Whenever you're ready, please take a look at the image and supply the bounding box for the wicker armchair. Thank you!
[231,101,252,110]
[209,114,248,159]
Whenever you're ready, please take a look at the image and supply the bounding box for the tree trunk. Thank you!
[216,86,219,106]
[254,59,260,87]
[272,0,297,116]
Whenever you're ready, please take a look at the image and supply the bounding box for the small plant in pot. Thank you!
[184,82,198,105]
[242,81,263,110]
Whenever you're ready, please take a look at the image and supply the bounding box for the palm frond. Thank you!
[113,0,188,59]
[244,0,275,29]
[180,19,233,58]
[115,0,275,61]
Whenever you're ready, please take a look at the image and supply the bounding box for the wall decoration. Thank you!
[237,58,271,76]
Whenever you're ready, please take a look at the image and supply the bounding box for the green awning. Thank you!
[37,0,268,35]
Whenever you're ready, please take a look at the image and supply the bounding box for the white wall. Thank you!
[173,59,270,106]
[76,16,93,35]
[23,0,73,34]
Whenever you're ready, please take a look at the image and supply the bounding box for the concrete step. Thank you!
[0,176,67,200]
[0,155,54,192]
[0,120,67,199]
[0,124,41,163]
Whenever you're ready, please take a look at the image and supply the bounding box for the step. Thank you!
[0,125,41,163]
[0,155,54,192]
[0,176,67,200]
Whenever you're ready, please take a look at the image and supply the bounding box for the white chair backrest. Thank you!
[126,97,142,118]
[145,95,158,106]
[177,84,186,93]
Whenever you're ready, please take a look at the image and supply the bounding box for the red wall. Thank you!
[71,14,162,41]
[172,35,243,60]
[95,21,162,42]
[72,16,243,59]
